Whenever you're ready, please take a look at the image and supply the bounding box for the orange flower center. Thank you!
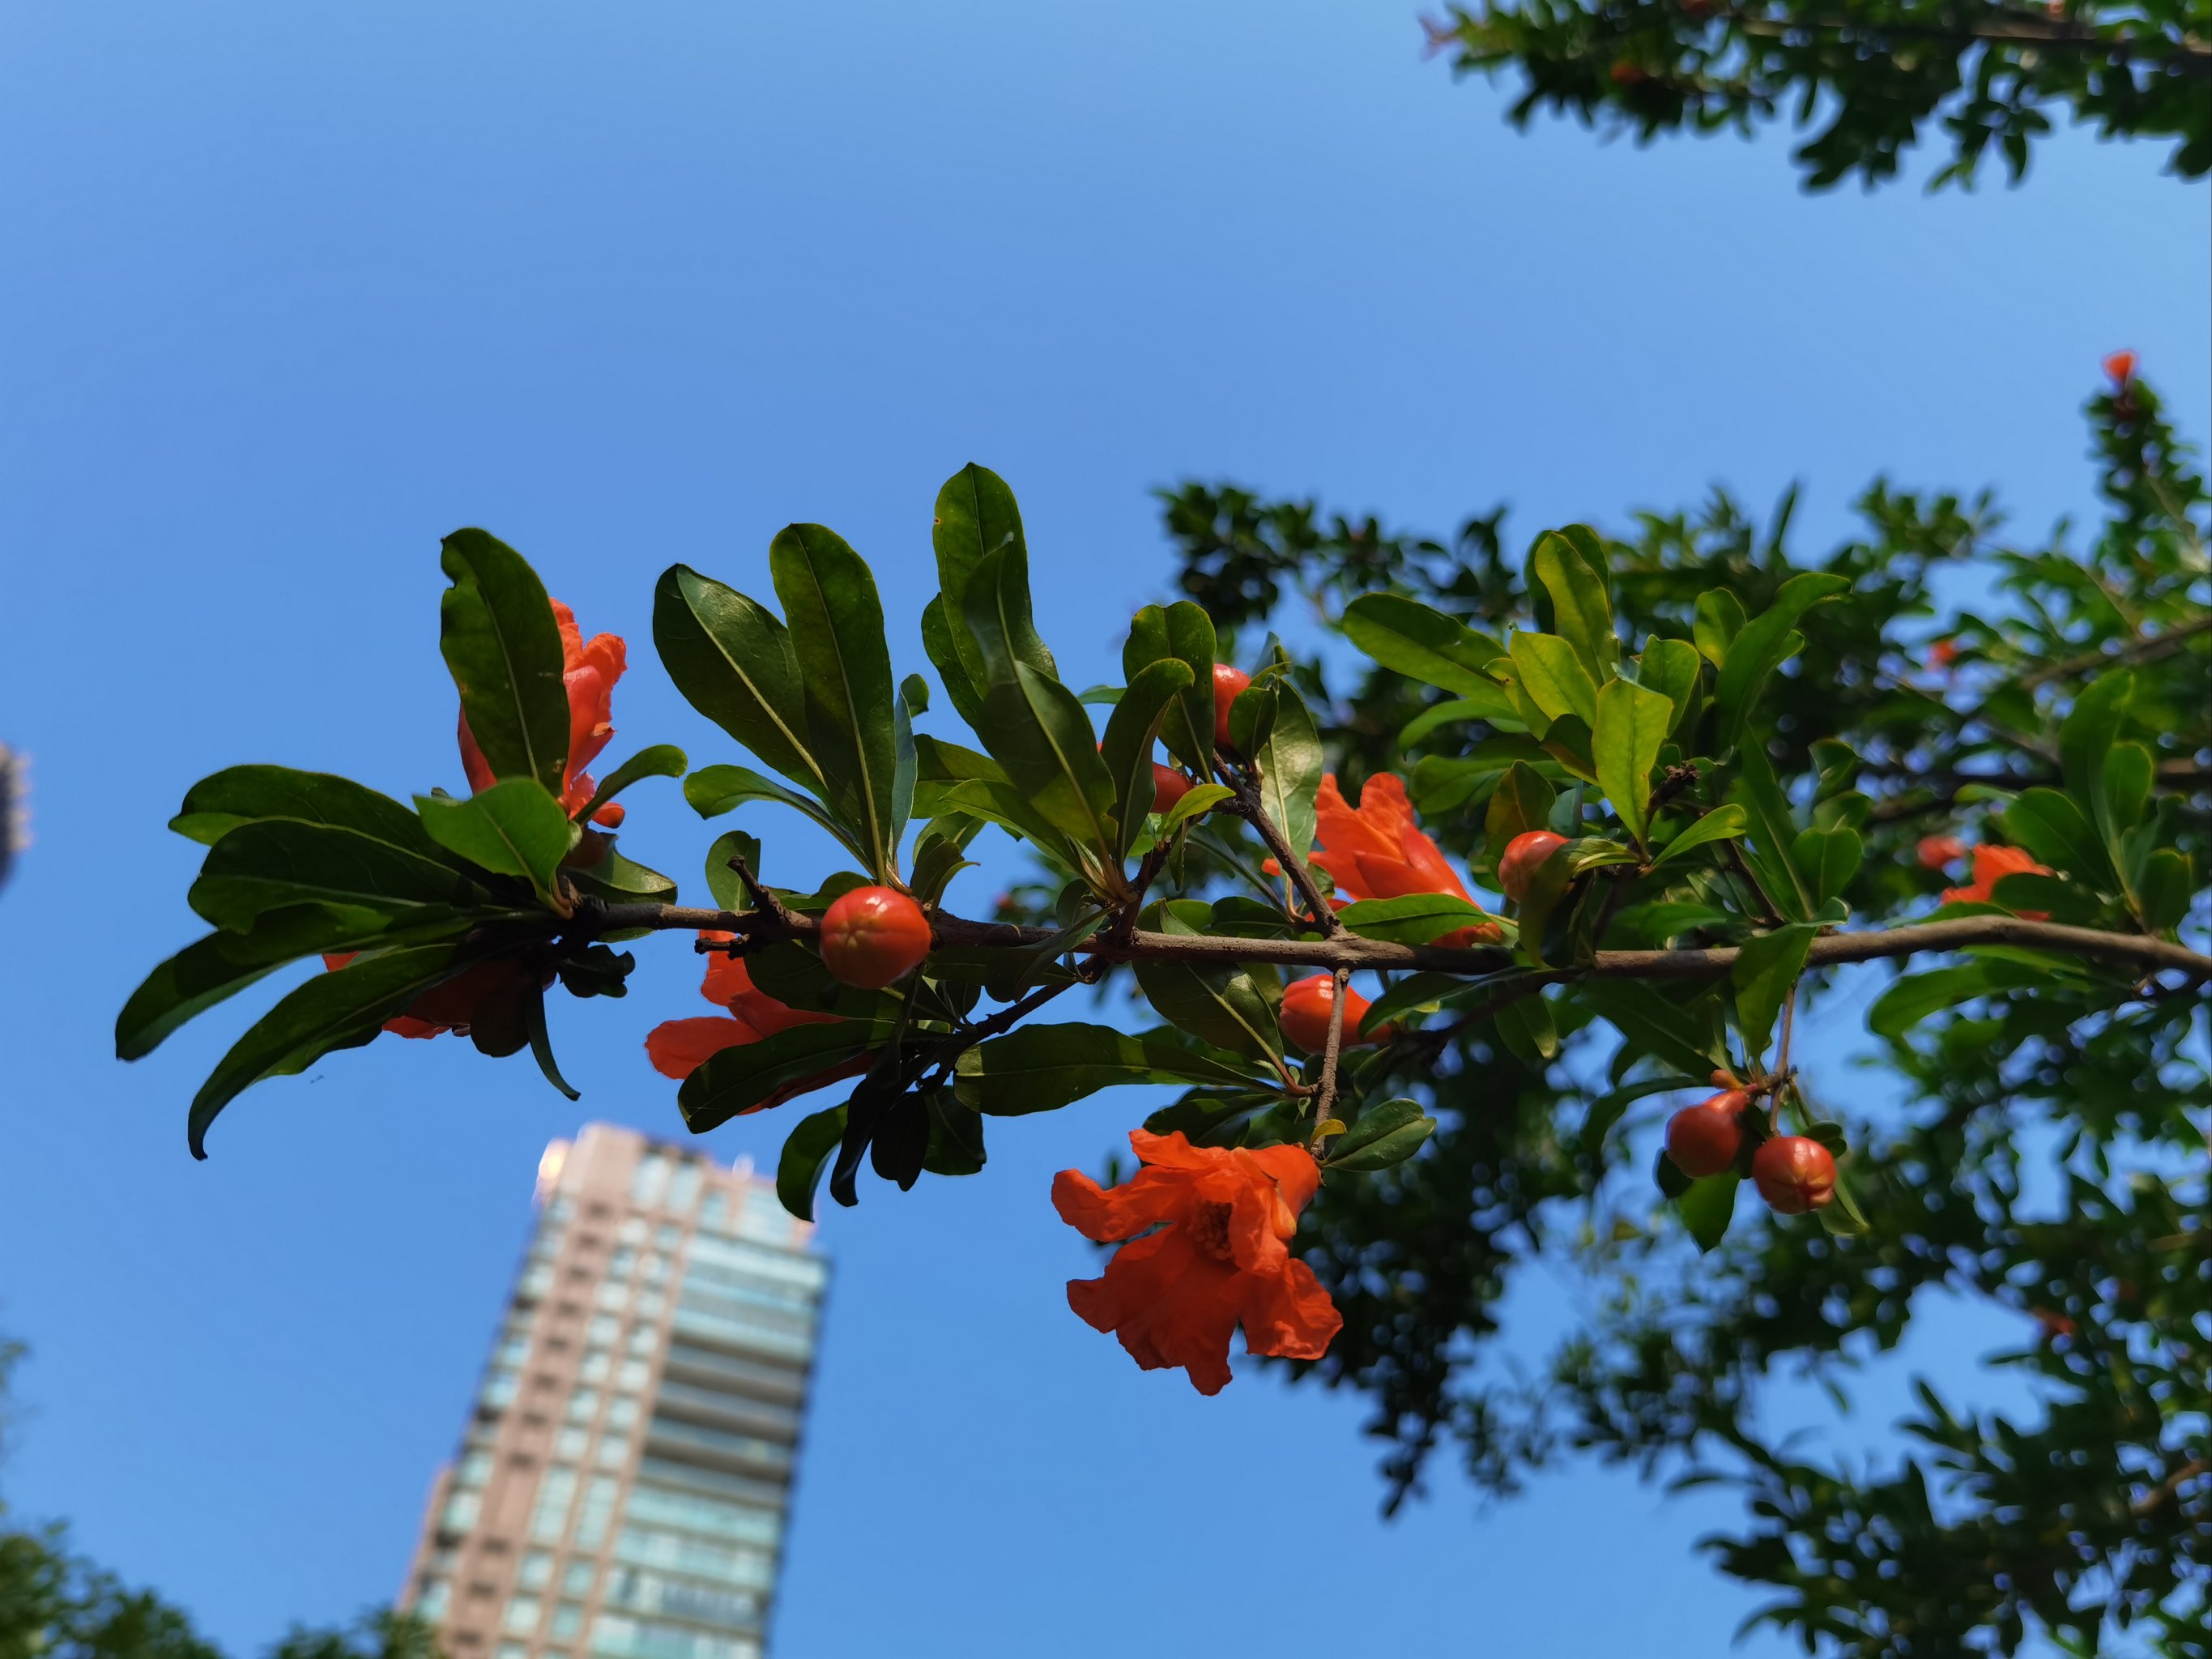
[1184,1200,1238,1262]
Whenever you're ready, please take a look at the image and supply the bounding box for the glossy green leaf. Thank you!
[1583,979,1728,1079]
[1593,676,1673,847]
[1251,680,1323,876]
[1337,893,1499,945]
[961,541,1060,688]
[573,744,688,825]
[1650,804,1749,869]
[1789,826,1864,908]
[1340,594,1508,699]
[1713,573,1849,752]
[189,821,484,932]
[2059,671,2134,864]
[1868,960,2042,1038]
[678,1019,896,1133]
[1677,1172,1740,1252]
[1494,991,1558,1061]
[438,529,571,795]
[1988,871,2102,926]
[953,1021,1259,1115]
[1160,782,1233,836]
[1998,787,2109,885]
[1396,686,1524,748]
[769,522,901,880]
[1692,588,1746,667]
[703,830,760,911]
[1635,638,1704,736]
[775,1105,850,1222]
[2135,848,2192,932]
[974,663,1121,862]
[1125,602,1219,777]
[931,463,1030,697]
[1728,743,1813,920]
[1133,902,1283,1060]
[1531,528,1617,680]
[920,595,987,730]
[562,846,679,912]
[1102,658,1195,859]
[416,778,577,902]
[683,763,868,863]
[1508,632,1600,729]
[524,987,579,1101]
[188,942,476,1158]
[170,766,451,859]
[1328,1098,1437,1171]
[899,672,931,715]
[1732,923,1814,1062]
[653,564,824,791]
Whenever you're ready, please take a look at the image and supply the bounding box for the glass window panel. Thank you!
[626,1325,657,1355]
[556,1427,588,1460]
[454,1450,493,1489]
[595,1432,629,1466]
[566,1388,600,1422]
[518,1551,554,1590]
[618,1358,650,1390]
[439,1491,480,1533]
[618,1216,646,1243]
[528,1465,578,1543]
[589,1315,620,1345]
[551,1604,584,1640]
[631,1154,670,1209]
[665,1165,701,1216]
[496,1644,528,1659]
[581,1350,611,1384]
[562,1560,595,1594]
[605,1395,638,1430]
[415,1580,450,1620]
[501,1596,540,1635]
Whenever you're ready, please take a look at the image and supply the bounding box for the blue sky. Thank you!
[1,2,2206,1654]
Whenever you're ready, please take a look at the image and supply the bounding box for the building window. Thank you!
[572,1475,620,1550]
[495,1644,528,1659]
[556,1427,588,1460]
[566,1388,600,1422]
[594,1433,629,1468]
[561,1559,595,1594]
[501,1596,540,1635]
[589,1315,620,1345]
[550,1602,584,1640]
[616,1359,649,1391]
[625,1325,656,1356]
[631,1154,671,1209]
[665,1163,701,1216]
[415,1579,450,1620]
[529,1465,578,1543]
[641,1254,668,1286]
[454,1450,493,1489]
[479,1369,520,1410]
[616,1215,646,1243]
[581,1350,611,1384]
[438,1491,480,1533]
[605,1395,638,1431]
[654,1223,681,1249]
[518,1551,553,1590]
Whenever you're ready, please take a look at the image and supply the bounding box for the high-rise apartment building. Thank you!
[399,1123,827,1659]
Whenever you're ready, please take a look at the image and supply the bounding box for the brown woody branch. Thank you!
[2015,613,2212,691]
[602,902,2212,983]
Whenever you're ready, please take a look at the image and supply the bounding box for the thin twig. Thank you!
[1221,759,1344,936]
[1309,966,1351,1150]
[2016,613,2212,691]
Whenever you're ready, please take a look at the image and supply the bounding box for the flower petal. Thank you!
[1051,1165,1192,1242]
[1238,1257,1343,1362]
[645,1014,760,1081]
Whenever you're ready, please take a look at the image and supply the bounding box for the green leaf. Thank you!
[1999,787,2109,885]
[1484,761,1558,863]
[1583,979,1728,1079]
[1988,872,2102,926]
[769,523,901,881]
[1634,638,1704,736]
[2059,672,2135,860]
[1677,1172,1740,1252]
[1868,961,2042,1038]
[1101,658,1196,859]
[1511,837,1580,968]
[974,663,1122,864]
[573,744,688,825]
[2102,740,2153,838]
[1790,827,1865,908]
[1327,1098,1436,1171]
[775,1105,850,1222]
[1650,804,1749,869]
[1713,573,1848,752]
[1728,743,1813,920]
[683,763,870,864]
[653,564,824,792]
[953,1021,1261,1115]
[1530,528,1617,680]
[1494,991,1558,1061]
[908,833,975,909]
[678,1020,896,1132]
[562,847,679,913]
[1580,1074,1704,1155]
[1160,783,1233,836]
[438,529,571,795]
[524,987,579,1102]
[416,778,578,902]
[960,541,1060,688]
[899,672,931,715]
[1397,688,1523,748]
[931,463,1031,697]
[189,821,485,932]
[1692,588,1746,667]
[1731,923,1814,1063]
[920,595,988,731]
[188,943,476,1158]
[1593,676,1673,847]
[1125,603,1219,777]
[1509,632,1600,730]
[2136,849,2192,933]
[1336,893,1498,945]
[170,766,451,859]
[1340,594,1508,699]
[1251,681,1324,876]
[1133,902,1283,1060]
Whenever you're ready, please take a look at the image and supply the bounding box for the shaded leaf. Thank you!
[439,528,571,795]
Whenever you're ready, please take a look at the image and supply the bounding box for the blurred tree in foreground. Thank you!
[0,1342,431,1659]
[1420,0,2212,186]
[1150,360,2208,1655]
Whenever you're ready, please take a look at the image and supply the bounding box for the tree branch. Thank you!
[592,904,2212,983]
[1221,759,1345,935]
[2014,613,2212,691]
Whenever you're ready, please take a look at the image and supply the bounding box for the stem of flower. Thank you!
[1308,966,1351,1150]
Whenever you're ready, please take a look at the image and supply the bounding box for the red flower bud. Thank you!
[1916,834,1966,870]
[1498,830,1570,902]
[1751,1136,1837,1214]
[1280,975,1375,1054]
[1213,663,1251,748]
[819,886,932,989]
[2103,350,2137,386]
[1927,639,1959,670]
[1665,1090,1749,1178]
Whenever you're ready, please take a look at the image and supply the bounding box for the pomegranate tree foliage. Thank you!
[1144,371,2209,1654]
[1421,0,2212,188]
[122,377,2206,1646]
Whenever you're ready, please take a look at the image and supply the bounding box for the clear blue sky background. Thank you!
[2,2,2206,1655]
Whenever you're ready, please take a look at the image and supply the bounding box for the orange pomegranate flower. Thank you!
[644,932,845,1099]
[1940,843,2054,919]
[1307,772,1501,945]
[1916,834,1966,870]
[2103,350,2137,386]
[459,598,629,821]
[1052,1129,1342,1396]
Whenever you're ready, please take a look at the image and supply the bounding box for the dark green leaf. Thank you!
[1531,529,1617,680]
[953,1021,1260,1115]
[1494,991,1558,1061]
[974,663,1121,864]
[2136,848,2192,933]
[921,1088,988,1178]
[1133,901,1283,1060]
[1789,827,1865,907]
[1713,573,1849,752]
[1125,602,1219,777]
[899,672,931,716]
[438,528,571,795]
[1102,658,1195,859]
[1593,676,1673,846]
[171,766,450,859]
[683,763,867,859]
[2058,671,2134,864]
[769,522,901,880]
[920,595,987,730]
[1732,923,1814,1063]
[1635,638,1704,736]
[1251,680,1323,874]
[573,744,688,825]
[704,830,762,912]
[1868,960,2043,1038]
[678,1019,895,1132]
[1677,1172,1740,1252]
[1692,588,1746,667]
[775,1105,849,1222]
[189,821,485,932]
[1584,979,1728,1078]
[562,847,679,912]
[1650,804,1748,869]
[653,564,823,791]
[1728,743,1813,919]
[1998,787,2109,885]
[1485,761,1558,862]
[1340,594,1508,699]
[524,986,579,1101]
[1337,893,1499,945]
[416,779,577,902]
[1509,632,1599,729]
[1328,1098,1436,1171]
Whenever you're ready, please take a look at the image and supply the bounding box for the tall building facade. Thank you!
[399,1124,827,1659]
